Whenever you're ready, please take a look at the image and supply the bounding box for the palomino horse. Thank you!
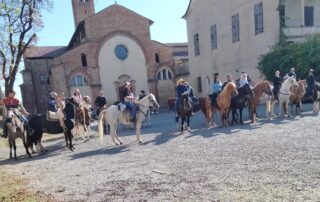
[27,97,80,151]
[98,93,160,145]
[230,83,254,125]
[73,96,92,142]
[249,81,273,123]
[176,91,193,133]
[0,103,31,159]
[267,77,298,117]
[200,82,238,127]
[289,80,307,115]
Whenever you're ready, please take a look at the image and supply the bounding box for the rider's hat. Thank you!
[141,90,145,94]
[50,92,58,97]
[125,81,131,86]
[8,90,16,94]
[310,68,314,72]
[176,78,185,86]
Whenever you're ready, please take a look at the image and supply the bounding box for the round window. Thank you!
[114,44,128,60]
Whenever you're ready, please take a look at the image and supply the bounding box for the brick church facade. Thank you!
[21,0,184,114]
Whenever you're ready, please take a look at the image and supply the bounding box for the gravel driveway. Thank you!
[0,104,320,201]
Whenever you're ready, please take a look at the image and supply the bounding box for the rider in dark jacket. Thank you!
[306,69,315,97]
[174,78,188,116]
[273,70,282,101]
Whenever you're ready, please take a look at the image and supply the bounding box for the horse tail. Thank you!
[98,110,105,141]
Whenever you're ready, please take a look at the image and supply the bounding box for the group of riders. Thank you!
[0,67,317,138]
[174,67,317,117]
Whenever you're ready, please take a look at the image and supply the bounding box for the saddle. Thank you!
[46,111,62,122]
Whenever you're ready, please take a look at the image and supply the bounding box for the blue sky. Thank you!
[13,0,190,100]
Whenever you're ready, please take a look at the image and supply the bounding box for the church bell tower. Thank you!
[71,0,95,28]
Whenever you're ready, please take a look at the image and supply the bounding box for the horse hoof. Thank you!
[187,127,192,132]
[119,142,123,145]
[139,140,143,144]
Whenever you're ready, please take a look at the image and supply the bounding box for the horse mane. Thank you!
[253,80,269,89]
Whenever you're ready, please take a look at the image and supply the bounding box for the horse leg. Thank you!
[113,127,123,145]
[109,124,120,145]
[68,130,75,151]
[231,109,236,125]
[9,140,13,159]
[176,116,180,131]
[240,108,243,125]
[180,117,184,134]
[22,136,31,158]
[13,141,17,160]
[187,116,191,132]
[135,122,143,144]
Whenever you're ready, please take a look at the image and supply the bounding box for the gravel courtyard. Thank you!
[1,104,320,201]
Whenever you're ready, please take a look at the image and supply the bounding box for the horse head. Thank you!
[146,93,160,110]
[285,77,299,89]
[225,82,238,97]
[240,83,254,98]
[6,109,20,134]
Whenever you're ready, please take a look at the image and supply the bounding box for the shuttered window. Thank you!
[194,33,200,56]
[232,14,240,42]
[305,7,314,27]
[210,25,217,50]
[254,2,264,34]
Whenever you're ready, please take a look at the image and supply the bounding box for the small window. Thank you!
[39,74,46,85]
[254,2,264,34]
[70,75,88,87]
[197,77,202,93]
[305,7,314,27]
[157,72,161,80]
[194,33,200,56]
[155,52,160,63]
[80,0,88,3]
[210,25,217,50]
[232,14,240,42]
[81,53,87,67]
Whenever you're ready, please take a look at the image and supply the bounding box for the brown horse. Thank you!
[167,97,175,111]
[199,82,238,127]
[74,96,92,141]
[289,79,307,115]
[249,80,273,123]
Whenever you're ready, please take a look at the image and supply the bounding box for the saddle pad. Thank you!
[46,112,60,122]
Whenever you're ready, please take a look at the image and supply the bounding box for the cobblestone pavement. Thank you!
[0,103,320,201]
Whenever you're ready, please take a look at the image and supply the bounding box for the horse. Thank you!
[27,97,80,151]
[98,93,160,145]
[289,79,307,115]
[230,83,254,125]
[0,103,31,159]
[303,82,320,112]
[175,91,193,133]
[267,77,298,117]
[73,96,92,142]
[248,80,273,123]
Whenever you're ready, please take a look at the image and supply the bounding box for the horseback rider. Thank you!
[72,89,82,104]
[306,68,316,97]
[0,90,31,138]
[273,70,282,101]
[47,92,67,131]
[210,73,222,106]
[222,75,233,90]
[174,78,189,117]
[138,90,147,101]
[284,67,296,80]
[239,72,249,88]
[122,81,137,123]
[95,90,107,115]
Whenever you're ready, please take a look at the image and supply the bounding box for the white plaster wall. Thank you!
[98,35,148,104]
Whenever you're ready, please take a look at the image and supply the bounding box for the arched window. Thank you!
[157,67,173,80]
[70,75,88,87]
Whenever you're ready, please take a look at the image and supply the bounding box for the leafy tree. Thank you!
[0,0,53,96]
[258,34,320,81]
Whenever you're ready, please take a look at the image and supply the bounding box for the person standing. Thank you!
[306,69,315,97]
[272,70,282,101]
[95,90,107,115]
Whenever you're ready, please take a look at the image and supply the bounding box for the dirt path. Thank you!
[0,104,320,201]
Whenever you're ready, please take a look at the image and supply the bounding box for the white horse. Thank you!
[267,77,298,117]
[98,93,160,145]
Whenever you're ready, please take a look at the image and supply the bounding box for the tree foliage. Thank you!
[258,34,320,81]
[0,0,53,95]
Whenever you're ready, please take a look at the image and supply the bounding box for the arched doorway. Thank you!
[157,67,174,105]
[69,74,92,99]
[113,75,136,101]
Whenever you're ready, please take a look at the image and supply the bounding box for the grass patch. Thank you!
[0,169,52,202]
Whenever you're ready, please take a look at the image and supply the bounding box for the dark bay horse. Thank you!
[27,97,80,151]
[176,91,193,133]
[230,83,254,125]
